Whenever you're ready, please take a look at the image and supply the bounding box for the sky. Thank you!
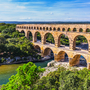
[0,0,90,21]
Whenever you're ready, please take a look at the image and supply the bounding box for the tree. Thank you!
[1,62,45,90]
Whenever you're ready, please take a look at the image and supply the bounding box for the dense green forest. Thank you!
[0,23,40,63]
[1,62,90,90]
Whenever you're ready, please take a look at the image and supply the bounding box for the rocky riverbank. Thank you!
[40,60,87,78]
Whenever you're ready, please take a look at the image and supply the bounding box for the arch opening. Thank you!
[34,45,41,53]
[67,28,71,32]
[55,51,69,62]
[40,27,42,30]
[73,28,77,32]
[53,27,56,31]
[43,48,54,59]
[44,33,55,44]
[79,28,83,32]
[73,35,88,51]
[86,28,90,32]
[27,31,33,41]
[21,30,25,36]
[58,34,69,47]
[34,32,41,42]
[70,54,87,67]
[62,28,65,32]
[57,28,60,31]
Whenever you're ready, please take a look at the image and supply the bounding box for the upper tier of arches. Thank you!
[16,25,90,33]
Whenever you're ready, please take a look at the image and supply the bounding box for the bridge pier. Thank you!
[87,63,90,70]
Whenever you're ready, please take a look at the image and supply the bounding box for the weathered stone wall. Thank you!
[16,24,90,69]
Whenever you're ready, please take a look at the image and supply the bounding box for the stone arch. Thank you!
[50,27,52,31]
[29,27,30,29]
[34,27,36,29]
[58,33,69,47]
[27,31,33,41]
[46,27,48,30]
[69,54,87,67]
[27,26,28,29]
[86,28,90,32]
[55,51,69,62]
[67,28,71,32]
[73,35,88,50]
[79,28,83,32]
[62,28,65,31]
[53,27,56,31]
[37,27,39,30]
[21,30,25,36]
[34,45,41,52]
[40,27,42,30]
[57,28,60,31]
[43,27,45,30]
[43,32,55,44]
[34,31,41,42]
[43,47,54,57]
[73,28,77,32]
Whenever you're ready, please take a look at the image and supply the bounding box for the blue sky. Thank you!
[0,0,90,21]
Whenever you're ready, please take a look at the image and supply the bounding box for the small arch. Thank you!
[73,28,77,32]
[56,51,69,62]
[34,27,36,29]
[43,27,45,30]
[37,27,39,30]
[27,27,28,29]
[57,28,60,31]
[50,27,52,31]
[62,28,65,31]
[67,28,71,32]
[53,27,56,31]
[79,28,83,32]
[40,27,42,30]
[43,48,54,58]
[29,27,30,29]
[31,27,33,29]
[46,27,48,30]
[86,28,90,32]
[22,26,23,29]
[34,45,41,53]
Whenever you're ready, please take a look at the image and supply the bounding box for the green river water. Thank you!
[0,59,53,85]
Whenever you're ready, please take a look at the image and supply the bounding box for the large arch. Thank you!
[58,34,69,47]
[55,51,69,62]
[43,47,54,57]
[34,31,41,42]
[69,54,87,67]
[21,30,25,36]
[43,32,55,44]
[73,35,88,50]
[34,45,41,53]
[27,31,33,41]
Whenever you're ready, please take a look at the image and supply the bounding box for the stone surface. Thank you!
[16,24,90,69]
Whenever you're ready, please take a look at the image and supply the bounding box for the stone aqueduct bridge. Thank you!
[16,24,90,69]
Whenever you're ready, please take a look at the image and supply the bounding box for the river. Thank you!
[0,59,53,85]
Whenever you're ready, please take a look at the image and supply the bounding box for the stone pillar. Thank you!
[25,31,28,38]
[69,39,75,50]
[88,40,90,52]
[55,37,59,47]
[87,63,90,70]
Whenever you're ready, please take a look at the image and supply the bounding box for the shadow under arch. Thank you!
[58,33,69,47]
[21,30,25,36]
[43,47,54,58]
[44,32,55,44]
[73,35,88,50]
[34,31,41,42]
[69,54,87,67]
[27,31,33,41]
[34,45,41,53]
[55,51,69,62]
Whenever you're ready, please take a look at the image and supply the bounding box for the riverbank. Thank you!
[40,60,87,78]
[0,56,53,66]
